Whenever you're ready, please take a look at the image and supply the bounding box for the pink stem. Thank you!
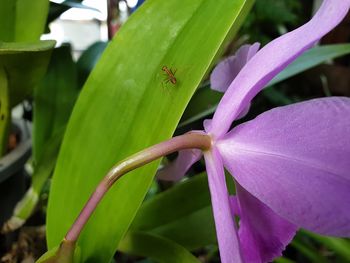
[65,131,212,242]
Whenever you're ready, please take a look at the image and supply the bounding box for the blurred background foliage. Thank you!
[241,0,306,44]
[0,0,349,262]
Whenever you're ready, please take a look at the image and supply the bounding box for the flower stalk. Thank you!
[65,131,211,242]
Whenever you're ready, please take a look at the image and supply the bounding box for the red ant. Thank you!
[162,66,177,86]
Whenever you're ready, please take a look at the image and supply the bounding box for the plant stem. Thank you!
[65,131,212,242]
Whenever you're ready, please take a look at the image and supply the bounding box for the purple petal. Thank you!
[229,192,296,263]
[235,183,297,263]
[204,149,243,263]
[157,149,202,181]
[208,0,350,138]
[210,43,260,93]
[217,97,350,237]
[203,119,212,132]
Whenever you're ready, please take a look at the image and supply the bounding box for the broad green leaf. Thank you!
[132,173,210,231]
[134,174,350,261]
[132,174,216,251]
[118,231,200,263]
[36,241,81,263]
[179,43,350,127]
[0,40,56,107]
[0,0,49,42]
[132,174,233,251]
[152,206,216,251]
[0,1,15,41]
[33,45,78,162]
[46,1,253,262]
[133,173,350,258]
[15,0,49,41]
[33,129,64,195]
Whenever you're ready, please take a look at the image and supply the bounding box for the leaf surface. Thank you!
[33,45,78,161]
[132,173,216,251]
[0,0,49,42]
[119,231,200,263]
[0,40,56,106]
[46,1,253,262]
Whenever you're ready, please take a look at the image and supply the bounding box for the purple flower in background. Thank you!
[159,1,350,262]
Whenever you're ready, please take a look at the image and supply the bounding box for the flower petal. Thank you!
[208,0,350,138]
[204,149,243,263]
[210,43,260,93]
[157,149,202,181]
[217,97,350,237]
[209,44,259,120]
[235,183,297,263]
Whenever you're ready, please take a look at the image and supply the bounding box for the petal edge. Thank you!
[209,0,350,138]
[218,97,350,237]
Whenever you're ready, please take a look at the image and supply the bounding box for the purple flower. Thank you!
[159,1,350,262]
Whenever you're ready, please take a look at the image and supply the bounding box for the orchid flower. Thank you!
[159,1,350,262]
[39,1,350,262]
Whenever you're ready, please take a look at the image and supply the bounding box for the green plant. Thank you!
[1,1,350,262]
[0,0,54,156]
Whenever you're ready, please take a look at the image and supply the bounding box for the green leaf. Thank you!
[36,241,80,263]
[0,40,56,107]
[132,173,210,231]
[301,230,350,261]
[0,40,54,157]
[180,43,350,126]
[15,0,50,41]
[132,174,216,251]
[152,206,216,251]
[46,1,253,262]
[292,237,329,263]
[33,129,64,195]
[0,41,56,52]
[0,1,15,41]
[5,44,77,231]
[0,67,10,156]
[274,258,295,263]
[0,0,49,42]
[269,44,350,86]
[119,231,200,263]
[33,45,78,162]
